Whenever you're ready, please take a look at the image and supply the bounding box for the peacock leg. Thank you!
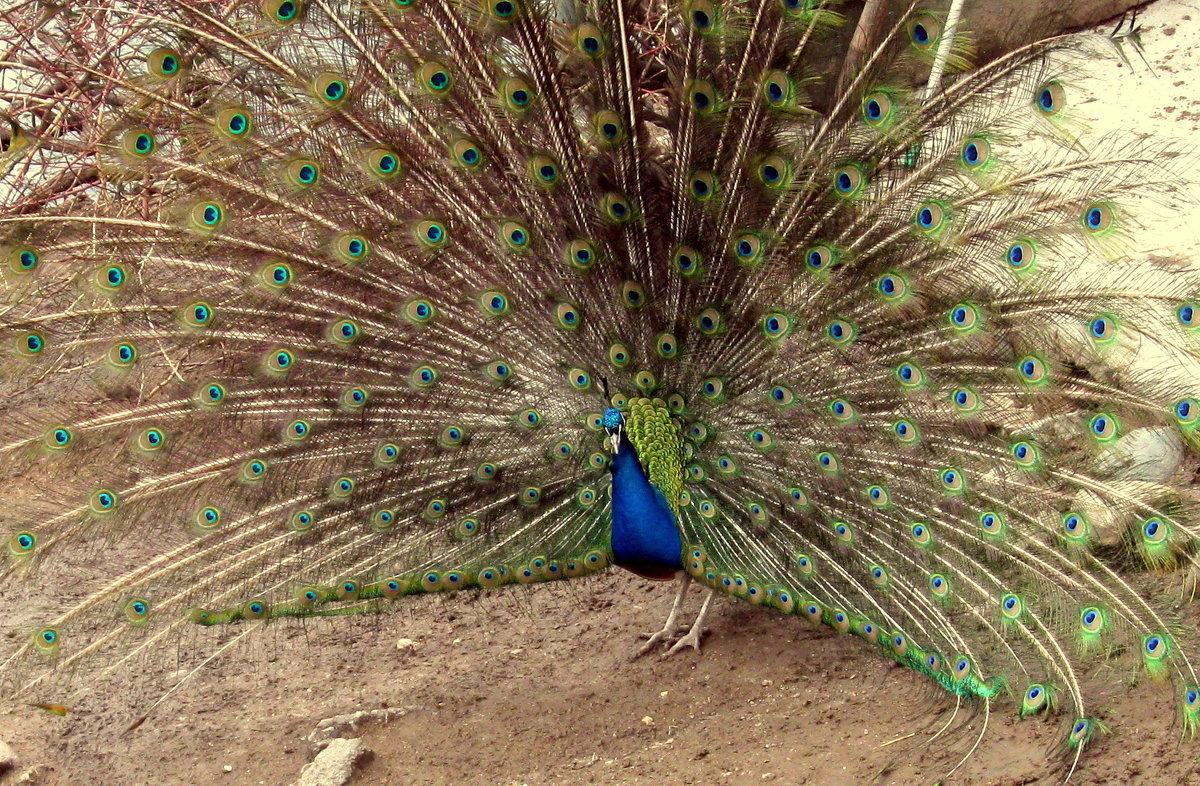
[663,586,716,657]
[633,572,693,657]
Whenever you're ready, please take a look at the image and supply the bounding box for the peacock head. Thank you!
[603,407,625,453]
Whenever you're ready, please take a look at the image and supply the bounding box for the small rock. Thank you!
[223,765,233,773]
[641,716,653,725]
[395,638,418,653]
[292,738,368,786]
[0,740,17,774]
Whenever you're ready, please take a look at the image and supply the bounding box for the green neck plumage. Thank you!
[624,397,684,516]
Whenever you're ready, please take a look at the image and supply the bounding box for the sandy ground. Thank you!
[4,1,1200,785]
[3,572,1200,785]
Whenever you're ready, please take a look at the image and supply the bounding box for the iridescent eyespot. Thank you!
[333,232,370,263]
[825,319,856,346]
[893,419,920,444]
[106,342,138,368]
[89,488,120,515]
[1082,203,1115,235]
[979,511,1005,537]
[483,359,513,381]
[257,261,292,292]
[762,69,792,108]
[654,332,678,359]
[908,13,940,49]
[136,427,167,453]
[361,145,402,180]
[862,91,894,126]
[804,244,836,272]
[8,245,39,274]
[417,60,454,94]
[194,506,222,530]
[621,281,647,309]
[1089,412,1119,442]
[241,458,268,481]
[685,79,719,114]
[330,476,355,498]
[414,219,449,248]
[1017,355,1049,385]
[608,342,631,367]
[1089,314,1117,342]
[528,154,560,187]
[553,301,581,329]
[959,137,991,172]
[1006,239,1036,272]
[563,239,597,270]
[489,0,518,20]
[122,128,155,158]
[264,347,296,375]
[828,398,856,424]
[674,246,703,277]
[939,467,965,493]
[375,443,400,465]
[216,107,254,139]
[449,137,483,170]
[516,408,543,428]
[1035,81,1065,117]
[33,627,60,653]
[147,47,185,78]
[815,450,840,473]
[197,382,226,407]
[1175,398,1198,426]
[439,424,460,448]
[410,364,438,387]
[690,170,718,201]
[282,157,320,188]
[312,73,348,105]
[768,385,795,407]
[600,192,634,223]
[567,367,591,390]
[761,312,791,340]
[187,200,225,230]
[1010,440,1042,469]
[1061,511,1089,542]
[876,272,909,303]
[289,510,315,531]
[262,0,302,24]
[592,110,626,145]
[480,290,510,316]
[948,387,978,415]
[732,232,764,265]
[700,377,725,402]
[284,419,312,442]
[696,307,723,336]
[573,23,606,58]
[403,299,437,324]
[341,387,369,410]
[914,202,947,234]
[757,155,791,189]
[501,219,530,250]
[947,302,981,332]
[832,164,865,198]
[95,263,127,292]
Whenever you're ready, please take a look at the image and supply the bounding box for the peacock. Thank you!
[1,0,1198,777]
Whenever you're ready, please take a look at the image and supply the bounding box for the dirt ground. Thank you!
[2,571,1200,786]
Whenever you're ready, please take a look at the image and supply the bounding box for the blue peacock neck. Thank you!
[607,404,685,581]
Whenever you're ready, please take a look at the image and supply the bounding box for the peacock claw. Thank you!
[632,627,686,659]
[663,627,708,657]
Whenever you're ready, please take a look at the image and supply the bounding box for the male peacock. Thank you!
[1,0,1198,777]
